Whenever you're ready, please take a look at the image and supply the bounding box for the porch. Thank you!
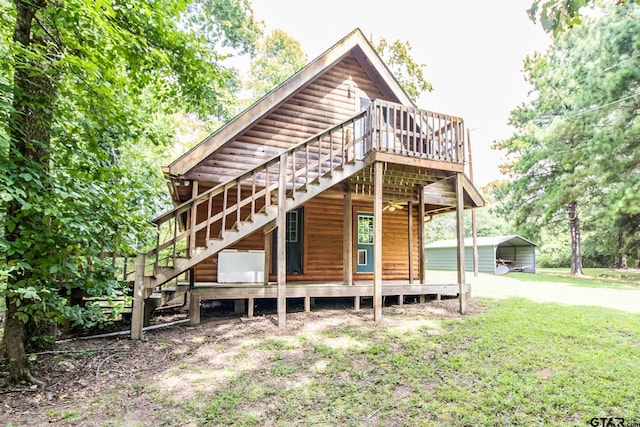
[183,280,471,324]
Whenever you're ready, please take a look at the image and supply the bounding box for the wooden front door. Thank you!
[272,207,304,274]
[356,212,374,273]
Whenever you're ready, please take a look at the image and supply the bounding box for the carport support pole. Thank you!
[468,128,479,278]
[455,172,467,314]
[373,161,383,321]
[277,153,288,328]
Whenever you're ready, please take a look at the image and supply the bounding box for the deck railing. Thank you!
[143,100,465,280]
[364,100,465,163]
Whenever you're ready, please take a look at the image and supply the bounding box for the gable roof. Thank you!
[165,28,415,178]
[425,235,537,249]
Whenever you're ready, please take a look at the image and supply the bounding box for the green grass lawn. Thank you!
[155,299,640,426]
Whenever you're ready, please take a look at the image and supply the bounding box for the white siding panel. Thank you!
[426,245,496,274]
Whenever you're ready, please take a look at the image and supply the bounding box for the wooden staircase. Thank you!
[138,108,371,291]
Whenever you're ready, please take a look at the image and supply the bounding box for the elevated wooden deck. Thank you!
[184,281,471,324]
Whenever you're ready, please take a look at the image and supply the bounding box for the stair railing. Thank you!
[146,108,370,276]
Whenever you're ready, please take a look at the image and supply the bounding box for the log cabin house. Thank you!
[130,28,484,338]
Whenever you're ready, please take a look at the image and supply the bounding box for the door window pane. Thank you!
[357,249,367,266]
[357,215,373,245]
[286,211,298,243]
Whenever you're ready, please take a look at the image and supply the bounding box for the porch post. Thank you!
[408,201,413,284]
[455,172,467,314]
[418,186,426,284]
[373,161,383,321]
[130,253,145,339]
[263,228,272,286]
[343,184,353,285]
[277,153,288,327]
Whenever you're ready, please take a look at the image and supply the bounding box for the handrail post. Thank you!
[221,183,228,234]
[265,163,270,209]
[172,214,178,259]
[154,231,160,271]
[291,148,296,198]
[130,253,145,339]
[236,179,241,227]
[206,194,213,242]
[340,125,345,167]
[329,132,333,174]
[305,144,309,186]
[459,119,465,164]
[250,171,256,220]
[188,181,198,256]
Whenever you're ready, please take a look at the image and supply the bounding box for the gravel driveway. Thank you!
[428,271,640,313]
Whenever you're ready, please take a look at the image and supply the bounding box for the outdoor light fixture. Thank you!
[347,76,356,98]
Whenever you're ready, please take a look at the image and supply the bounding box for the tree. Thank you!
[527,0,589,35]
[495,1,640,272]
[0,0,260,385]
[245,29,308,100]
[371,36,433,102]
[527,0,638,35]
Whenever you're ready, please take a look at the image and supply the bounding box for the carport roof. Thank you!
[425,235,537,249]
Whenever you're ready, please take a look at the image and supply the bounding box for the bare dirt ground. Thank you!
[1,298,477,427]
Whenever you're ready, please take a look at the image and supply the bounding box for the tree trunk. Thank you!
[1,0,55,385]
[0,300,45,387]
[566,201,584,275]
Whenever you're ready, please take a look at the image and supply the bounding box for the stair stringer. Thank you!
[144,159,367,289]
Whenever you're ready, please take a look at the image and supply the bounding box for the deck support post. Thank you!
[408,201,413,284]
[190,295,200,325]
[234,299,246,315]
[373,161,383,321]
[343,184,353,285]
[418,186,426,284]
[277,153,288,328]
[455,172,467,314]
[354,296,360,311]
[304,296,311,312]
[248,297,254,318]
[264,229,272,286]
[130,254,145,340]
